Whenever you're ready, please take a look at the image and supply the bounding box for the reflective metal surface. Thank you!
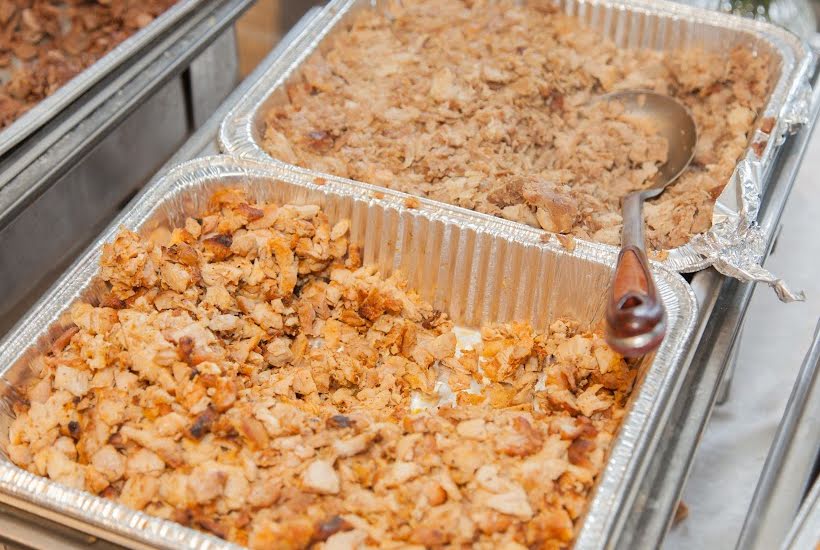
[783,474,820,549]
[0,0,244,193]
[0,0,251,339]
[0,0,207,160]
[0,501,122,550]
[736,318,820,550]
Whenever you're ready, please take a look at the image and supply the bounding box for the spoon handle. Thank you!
[606,193,666,357]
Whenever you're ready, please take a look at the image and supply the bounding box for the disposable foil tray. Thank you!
[218,0,815,300]
[0,156,697,549]
[0,0,206,160]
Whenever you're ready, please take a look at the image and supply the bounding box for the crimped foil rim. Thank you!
[217,0,816,282]
[0,155,698,550]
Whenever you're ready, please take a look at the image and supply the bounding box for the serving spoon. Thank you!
[600,90,697,357]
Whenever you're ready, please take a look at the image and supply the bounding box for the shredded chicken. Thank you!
[5,188,637,548]
[262,0,770,251]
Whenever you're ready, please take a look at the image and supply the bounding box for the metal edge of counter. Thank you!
[0,0,253,229]
[613,56,820,549]
[0,499,145,550]
[782,474,820,549]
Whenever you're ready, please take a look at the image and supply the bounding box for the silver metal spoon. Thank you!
[600,90,697,357]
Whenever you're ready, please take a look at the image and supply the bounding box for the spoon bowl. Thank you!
[598,90,698,357]
[600,90,697,192]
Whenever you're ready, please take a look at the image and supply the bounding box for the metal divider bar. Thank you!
[736,319,820,549]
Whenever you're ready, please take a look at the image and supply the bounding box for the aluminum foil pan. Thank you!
[0,155,698,549]
[669,0,818,40]
[0,0,206,161]
[218,0,815,302]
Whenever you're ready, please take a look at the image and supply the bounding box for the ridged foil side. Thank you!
[0,156,698,549]
[218,0,815,301]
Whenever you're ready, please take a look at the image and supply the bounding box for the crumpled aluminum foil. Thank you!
[690,219,806,302]
[669,0,817,41]
[782,80,815,133]
[688,81,814,304]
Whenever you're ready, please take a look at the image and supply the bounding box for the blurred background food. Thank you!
[233,0,817,80]
[675,0,817,38]
[236,0,320,76]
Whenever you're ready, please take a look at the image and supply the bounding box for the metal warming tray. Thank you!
[0,155,697,549]
[219,0,814,291]
[0,0,254,339]
[0,0,208,160]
